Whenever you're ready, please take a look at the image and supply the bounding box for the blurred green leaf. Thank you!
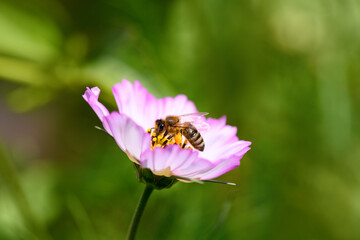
[0,56,49,85]
[6,87,55,113]
[0,1,62,62]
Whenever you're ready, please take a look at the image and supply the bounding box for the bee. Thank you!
[148,112,209,151]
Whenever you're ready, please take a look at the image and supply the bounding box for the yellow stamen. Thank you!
[147,128,151,133]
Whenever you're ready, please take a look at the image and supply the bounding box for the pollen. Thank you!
[175,133,182,144]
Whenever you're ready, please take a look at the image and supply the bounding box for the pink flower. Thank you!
[83,79,251,183]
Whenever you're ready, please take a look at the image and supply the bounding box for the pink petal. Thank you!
[82,87,111,134]
[156,95,198,119]
[112,80,159,130]
[199,116,246,162]
[192,116,252,180]
[112,80,201,130]
[104,112,151,161]
[197,154,245,180]
[140,145,215,179]
[181,145,250,180]
[180,142,250,180]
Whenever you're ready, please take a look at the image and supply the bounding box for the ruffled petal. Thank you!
[112,79,200,130]
[82,87,111,134]
[104,112,151,162]
[112,79,159,130]
[140,145,215,179]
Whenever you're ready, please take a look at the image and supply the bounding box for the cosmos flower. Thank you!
[83,79,251,185]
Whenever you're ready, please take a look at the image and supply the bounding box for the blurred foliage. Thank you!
[0,0,360,239]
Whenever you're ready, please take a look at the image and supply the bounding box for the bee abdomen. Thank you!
[184,127,205,151]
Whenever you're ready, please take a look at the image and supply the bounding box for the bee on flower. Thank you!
[147,112,209,151]
[83,79,251,187]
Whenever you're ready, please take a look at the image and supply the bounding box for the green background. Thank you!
[0,0,359,239]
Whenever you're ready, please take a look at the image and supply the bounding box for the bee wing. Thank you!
[177,112,210,132]
[178,112,208,118]
[178,112,208,123]
[191,121,210,132]
[173,123,196,129]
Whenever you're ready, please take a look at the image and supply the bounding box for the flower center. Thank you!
[146,128,193,150]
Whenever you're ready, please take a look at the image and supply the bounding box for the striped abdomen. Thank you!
[183,124,205,151]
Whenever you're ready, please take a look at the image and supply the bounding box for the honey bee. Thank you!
[147,112,209,151]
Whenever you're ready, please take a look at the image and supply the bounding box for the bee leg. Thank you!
[181,140,188,149]
[161,134,174,148]
[178,130,184,148]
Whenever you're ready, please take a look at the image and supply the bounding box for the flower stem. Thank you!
[127,184,154,240]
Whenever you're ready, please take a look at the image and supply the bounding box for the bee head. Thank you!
[155,119,166,135]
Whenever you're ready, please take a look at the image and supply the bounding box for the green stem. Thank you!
[126,184,154,240]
